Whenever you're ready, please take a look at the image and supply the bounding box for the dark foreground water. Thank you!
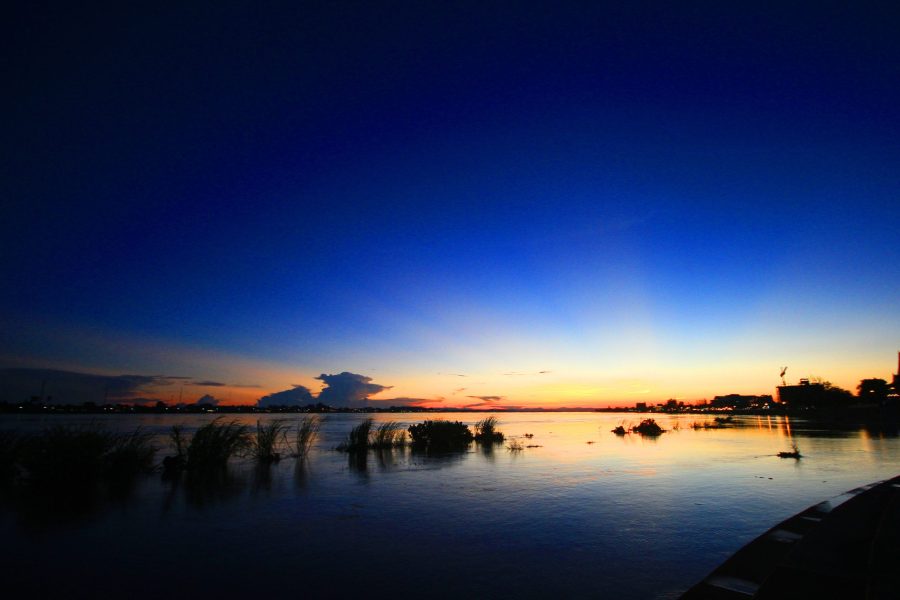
[1,413,898,599]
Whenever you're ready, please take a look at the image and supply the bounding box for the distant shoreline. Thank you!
[1,402,896,426]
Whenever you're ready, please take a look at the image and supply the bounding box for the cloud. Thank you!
[232,383,263,388]
[196,394,219,406]
[257,385,314,408]
[452,387,466,395]
[366,396,443,408]
[190,380,226,387]
[0,368,180,404]
[315,372,391,408]
[504,370,552,376]
[466,395,504,402]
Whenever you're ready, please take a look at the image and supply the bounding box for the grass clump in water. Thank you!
[408,420,473,450]
[17,425,157,484]
[777,442,802,459]
[251,420,290,463]
[105,429,157,478]
[371,421,406,449]
[294,415,322,458]
[337,418,373,452]
[473,416,504,443]
[631,419,665,436]
[611,425,627,435]
[507,439,524,452]
[167,418,250,471]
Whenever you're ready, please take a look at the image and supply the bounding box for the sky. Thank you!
[2,2,899,408]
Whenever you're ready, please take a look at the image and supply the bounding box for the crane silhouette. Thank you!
[779,366,788,386]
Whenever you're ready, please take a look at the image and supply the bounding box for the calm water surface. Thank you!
[2,412,898,598]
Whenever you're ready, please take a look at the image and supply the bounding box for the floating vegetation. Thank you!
[525,444,542,448]
[523,433,534,438]
[714,416,735,425]
[611,425,627,436]
[251,420,290,463]
[408,420,473,450]
[294,415,322,458]
[337,418,374,452]
[586,440,596,444]
[371,421,407,449]
[507,439,524,452]
[777,442,802,459]
[167,418,251,472]
[631,419,665,436]
[473,416,505,443]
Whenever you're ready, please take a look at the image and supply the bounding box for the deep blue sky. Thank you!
[3,2,899,405]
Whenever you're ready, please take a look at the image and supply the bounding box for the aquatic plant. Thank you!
[172,418,251,471]
[251,419,290,463]
[507,439,524,452]
[294,415,322,458]
[631,419,665,436]
[690,421,723,430]
[473,416,505,443]
[777,442,802,459]
[408,420,473,450]
[105,429,157,478]
[17,425,156,484]
[371,421,406,449]
[337,418,373,452]
[713,416,735,425]
[611,425,627,436]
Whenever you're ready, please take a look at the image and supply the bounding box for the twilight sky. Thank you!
[3,2,898,407]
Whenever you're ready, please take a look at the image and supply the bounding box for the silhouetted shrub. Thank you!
[474,416,504,443]
[611,425,627,435]
[777,442,802,459]
[408,420,473,450]
[631,419,665,436]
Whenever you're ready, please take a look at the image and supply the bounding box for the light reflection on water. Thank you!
[1,412,898,599]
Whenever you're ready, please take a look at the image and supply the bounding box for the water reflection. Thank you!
[0,480,119,531]
[347,450,369,478]
[162,468,246,511]
[1,410,899,600]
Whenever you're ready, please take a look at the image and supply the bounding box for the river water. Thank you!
[1,412,898,598]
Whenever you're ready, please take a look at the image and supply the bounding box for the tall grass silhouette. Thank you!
[251,419,290,463]
[473,416,504,443]
[294,415,322,458]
